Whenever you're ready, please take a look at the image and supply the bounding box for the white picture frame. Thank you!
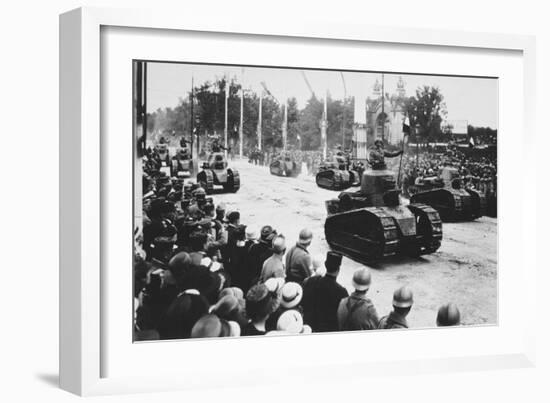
[59,6,537,396]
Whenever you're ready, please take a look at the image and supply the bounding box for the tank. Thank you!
[196,152,240,194]
[409,167,486,221]
[154,143,171,177]
[269,151,301,177]
[324,168,442,263]
[315,154,360,190]
[171,147,192,178]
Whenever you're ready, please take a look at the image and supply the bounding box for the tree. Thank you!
[404,86,447,146]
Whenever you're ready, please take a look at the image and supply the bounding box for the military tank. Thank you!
[196,152,240,194]
[315,153,360,190]
[154,142,171,177]
[171,147,192,178]
[409,167,486,221]
[269,151,301,177]
[324,168,442,263]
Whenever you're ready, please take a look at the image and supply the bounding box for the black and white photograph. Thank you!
[132,61,498,341]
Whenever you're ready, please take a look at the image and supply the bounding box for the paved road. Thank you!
[211,159,497,328]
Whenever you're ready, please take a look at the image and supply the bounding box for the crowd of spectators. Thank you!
[134,143,463,341]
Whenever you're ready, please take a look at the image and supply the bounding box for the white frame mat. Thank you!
[60,7,537,396]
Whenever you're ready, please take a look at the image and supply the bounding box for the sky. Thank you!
[145,62,498,129]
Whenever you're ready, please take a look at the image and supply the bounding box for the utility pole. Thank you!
[340,72,347,148]
[257,93,263,151]
[381,73,385,143]
[321,91,328,160]
[224,75,229,158]
[239,68,244,159]
[282,100,288,151]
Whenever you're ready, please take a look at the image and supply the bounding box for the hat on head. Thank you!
[264,277,285,294]
[210,295,239,318]
[325,251,343,273]
[392,286,414,308]
[352,267,372,291]
[280,282,303,309]
[190,314,234,338]
[436,303,461,326]
[276,310,309,334]
[245,227,257,241]
[216,202,226,212]
[271,235,286,254]
[157,292,210,339]
[246,284,279,321]
[219,287,244,301]
[260,225,276,242]
[298,228,313,245]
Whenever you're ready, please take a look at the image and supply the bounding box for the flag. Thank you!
[402,116,410,144]
[469,136,475,148]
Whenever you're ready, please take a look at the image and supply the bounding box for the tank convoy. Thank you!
[409,166,486,221]
[153,141,171,177]
[324,157,442,264]
[269,151,301,177]
[315,151,361,191]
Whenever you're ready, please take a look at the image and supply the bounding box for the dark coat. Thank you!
[337,292,379,331]
[285,243,312,284]
[245,240,272,291]
[301,274,349,332]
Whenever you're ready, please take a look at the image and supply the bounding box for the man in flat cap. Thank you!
[301,251,349,332]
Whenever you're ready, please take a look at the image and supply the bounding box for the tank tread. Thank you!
[369,208,400,257]
[198,170,214,194]
[408,203,442,254]
[229,169,240,192]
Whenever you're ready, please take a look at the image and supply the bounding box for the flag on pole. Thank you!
[402,116,411,144]
[469,136,475,148]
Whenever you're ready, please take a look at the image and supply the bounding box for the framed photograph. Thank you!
[60,7,537,396]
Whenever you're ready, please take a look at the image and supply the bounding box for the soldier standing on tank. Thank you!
[368,139,403,170]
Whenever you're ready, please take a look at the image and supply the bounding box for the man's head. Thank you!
[298,228,313,248]
[392,286,414,317]
[325,251,343,276]
[352,267,372,293]
[436,303,461,326]
[271,235,286,255]
[227,211,240,225]
[189,231,208,253]
[374,139,384,149]
[260,225,276,243]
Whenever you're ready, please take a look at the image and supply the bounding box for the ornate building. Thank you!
[366,76,408,146]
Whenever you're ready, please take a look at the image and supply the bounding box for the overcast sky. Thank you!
[145,62,498,129]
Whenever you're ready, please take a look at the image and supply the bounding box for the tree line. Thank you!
[146,77,495,151]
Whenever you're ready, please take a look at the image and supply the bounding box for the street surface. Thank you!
[212,158,497,328]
